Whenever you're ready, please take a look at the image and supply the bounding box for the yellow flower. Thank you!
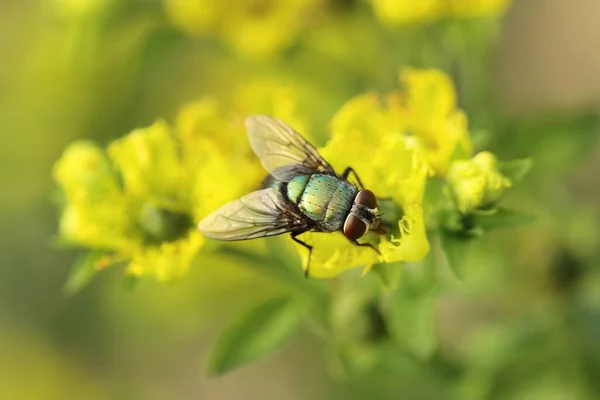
[55,82,308,283]
[108,122,202,281]
[53,141,132,251]
[53,140,120,204]
[446,151,512,214]
[233,82,309,137]
[163,0,221,35]
[164,0,323,58]
[400,68,472,176]
[108,121,192,206]
[127,230,205,282]
[368,0,511,26]
[221,0,322,58]
[175,82,307,221]
[288,68,473,278]
[447,0,512,19]
[368,0,444,26]
[55,123,204,281]
[295,94,430,278]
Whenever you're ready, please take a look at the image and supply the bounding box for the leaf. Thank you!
[498,111,600,173]
[207,297,306,376]
[63,251,106,296]
[440,230,472,281]
[371,262,402,290]
[122,274,141,291]
[499,158,532,183]
[220,239,329,307]
[474,208,536,232]
[387,286,438,360]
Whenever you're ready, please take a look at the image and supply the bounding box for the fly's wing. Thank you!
[198,188,305,241]
[246,115,336,180]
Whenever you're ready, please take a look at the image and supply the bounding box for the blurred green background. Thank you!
[1,0,600,399]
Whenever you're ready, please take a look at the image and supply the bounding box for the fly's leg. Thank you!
[291,232,313,278]
[341,167,365,190]
[342,167,391,202]
[347,237,382,256]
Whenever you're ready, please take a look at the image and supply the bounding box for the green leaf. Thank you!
[499,158,532,183]
[371,262,402,290]
[207,297,306,376]
[440,230,472,281]
[63,251,106,296]
[498,111,600,173]
[387,286,438,360]
[219,239,329,307]
[122,274,141,291]
[474,208,536,232]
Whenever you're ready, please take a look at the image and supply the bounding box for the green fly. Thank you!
[198,115,384,276]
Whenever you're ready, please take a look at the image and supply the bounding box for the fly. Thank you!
[198,115,384,277]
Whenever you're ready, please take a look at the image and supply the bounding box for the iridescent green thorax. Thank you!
[286,174,309,203]
[287,174,357,231]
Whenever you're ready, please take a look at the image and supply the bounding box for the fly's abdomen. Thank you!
[297,174,356,230]
[298,175,337,221]
[324,180,356,230]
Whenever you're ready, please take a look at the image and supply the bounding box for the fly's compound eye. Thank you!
[356,189,377,209]
[344,214,367,241]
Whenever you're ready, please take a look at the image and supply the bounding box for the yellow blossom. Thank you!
[127,230,205,283]
[55,121,204,281]
[296,93,430,278]
[164,0,323,58]
[288,68,472,277]
[53,81,305,282]
[108,121,192,206]
[446,151,512,214]
[234,82,309,137]
[53,141,132,251]
[369,0,444,27]
[163,0,221,35]
[400,68,472,176]
[368,0,511,26]
[53,140,120,204]
[447,0,512,19]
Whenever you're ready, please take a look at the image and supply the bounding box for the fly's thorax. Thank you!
[343,190,380,241]
[286,174,310,204]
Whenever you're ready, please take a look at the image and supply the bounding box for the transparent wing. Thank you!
[246,115,336,180]
[198,188,303,241]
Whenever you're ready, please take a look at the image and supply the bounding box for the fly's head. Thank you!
[343,189,383,241]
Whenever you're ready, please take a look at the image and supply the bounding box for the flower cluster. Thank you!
[163,0,323,58]
[369,0,511,27]
[54,68,519,283]
[54,83,305,282]
[298,68,475,277]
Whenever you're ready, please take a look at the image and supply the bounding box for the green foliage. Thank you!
[207,297,306,376]
[498,158,532,184]
[440,230,472,281]
[7,0,600,397]
[474,207,536,232]
[63,251,106,296]
[498,111,600,173]
[387,284,438,360]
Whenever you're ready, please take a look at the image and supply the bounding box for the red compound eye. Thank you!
[356,189,377,209]
[344,214,367,240]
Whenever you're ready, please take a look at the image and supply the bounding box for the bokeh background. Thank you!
[1,0,600,399]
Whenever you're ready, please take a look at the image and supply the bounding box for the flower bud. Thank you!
[446,151,512,213]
